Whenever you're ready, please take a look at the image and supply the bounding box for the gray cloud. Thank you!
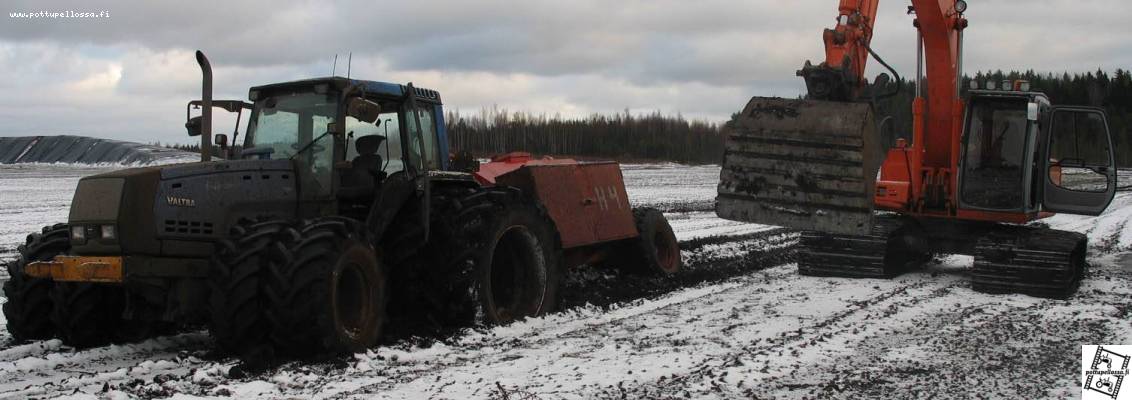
[0,0,1130,143]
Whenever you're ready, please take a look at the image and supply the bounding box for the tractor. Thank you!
[2,51,680,361]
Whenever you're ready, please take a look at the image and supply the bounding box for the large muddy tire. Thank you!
[208,218,289,359]
[3,224,68,341]
[50,283,125,348]
[617,207,681,276]
[266,217,386,356]
[430,187,563,325]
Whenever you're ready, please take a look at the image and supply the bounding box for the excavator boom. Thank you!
[718,0,967,235]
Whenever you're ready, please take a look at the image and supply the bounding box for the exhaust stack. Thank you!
[195,50,212,162]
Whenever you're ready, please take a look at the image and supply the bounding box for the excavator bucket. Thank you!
[716,97,885,235]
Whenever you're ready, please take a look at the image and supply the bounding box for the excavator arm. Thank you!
[717,0,967,235]
[798,0,880,101]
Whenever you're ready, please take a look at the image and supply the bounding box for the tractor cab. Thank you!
[194,77,448,220]
[958,83,1117,219]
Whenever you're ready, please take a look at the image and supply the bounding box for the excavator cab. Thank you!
[959,90,1117,217]
[959,92,1038,212]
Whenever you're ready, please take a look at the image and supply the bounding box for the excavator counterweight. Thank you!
[717,97,883,235]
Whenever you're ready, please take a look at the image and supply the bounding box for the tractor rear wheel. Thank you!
[3,224,68,342]
[617,207,682,276]
[266,217,386,356]
[431,187,562,325]
[208,218,289,360]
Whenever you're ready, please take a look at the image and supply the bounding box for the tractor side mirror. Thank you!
[185,116,202,137]
[347,98,382,124]
[1027,102,1039,121]
[214,133,228,148]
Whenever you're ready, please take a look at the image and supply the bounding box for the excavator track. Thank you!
[798,214,925,278]
[972,227,1086,300]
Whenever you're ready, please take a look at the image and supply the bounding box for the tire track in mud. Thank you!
[610,252,1132,399]
[610,272,966,399]
[559,229,796,309]
[776,287,1124,400]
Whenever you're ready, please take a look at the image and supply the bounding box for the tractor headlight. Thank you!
[101,224,116,240]
[71,225,85,241]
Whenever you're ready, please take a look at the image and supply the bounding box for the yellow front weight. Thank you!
[24,256,124,283]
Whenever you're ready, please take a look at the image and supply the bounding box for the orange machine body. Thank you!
[827,0,1042,225]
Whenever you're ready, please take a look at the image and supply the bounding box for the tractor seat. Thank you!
[338,135,387,200]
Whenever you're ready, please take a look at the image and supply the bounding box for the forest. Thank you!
[445,108,724,164]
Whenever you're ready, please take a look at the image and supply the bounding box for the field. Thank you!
[0,163,1129,399]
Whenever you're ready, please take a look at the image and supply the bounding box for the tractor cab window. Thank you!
[402,102,442,172]
[345,100,404,175]
[961,98,1031,210]
[247,92,337,193]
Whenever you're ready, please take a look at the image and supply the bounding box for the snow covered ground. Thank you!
[0,163,1128,399]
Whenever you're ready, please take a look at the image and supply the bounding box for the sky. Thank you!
[0,0,1130,144]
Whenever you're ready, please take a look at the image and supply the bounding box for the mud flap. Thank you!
[716,97,884,235]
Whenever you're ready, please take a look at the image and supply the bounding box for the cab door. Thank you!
[404,83,431,241]
[1041,106,1117,215]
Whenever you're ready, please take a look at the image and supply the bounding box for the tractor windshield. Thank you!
[961,97,1031,210]
[247,91,338,193]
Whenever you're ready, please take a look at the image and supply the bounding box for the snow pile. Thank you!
[0,135,197,166]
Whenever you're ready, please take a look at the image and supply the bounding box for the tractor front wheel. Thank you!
[3,224,68,342]
[208,218,290,360]
[50,283,125,348]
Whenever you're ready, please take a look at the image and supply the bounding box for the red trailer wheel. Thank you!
[618,207,682,276]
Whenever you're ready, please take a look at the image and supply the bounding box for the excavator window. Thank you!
[1048,111,1112,193]
[1041,107,1116,215]
[960,97,1031,211]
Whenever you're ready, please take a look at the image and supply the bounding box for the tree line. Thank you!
[445,108,724,164]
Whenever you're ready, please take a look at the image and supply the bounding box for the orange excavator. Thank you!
[717,0,1118,298]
